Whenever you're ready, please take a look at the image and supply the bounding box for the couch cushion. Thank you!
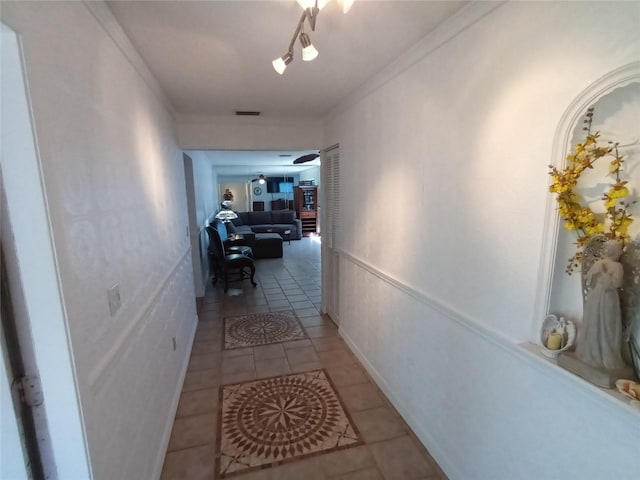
[250,224,276,233]
[235,225,253,235]
[270,210,295,224]
[247,211,272,225]
[272,224,294,235]
[232,212,249,226]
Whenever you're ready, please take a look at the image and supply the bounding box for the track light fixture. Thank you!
[272,0,354,75]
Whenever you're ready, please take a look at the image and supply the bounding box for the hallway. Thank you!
[160,237,446,479]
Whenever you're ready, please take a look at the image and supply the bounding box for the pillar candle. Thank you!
[547,332,562,350]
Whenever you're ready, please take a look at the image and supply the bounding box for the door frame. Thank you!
[1,22,92,478]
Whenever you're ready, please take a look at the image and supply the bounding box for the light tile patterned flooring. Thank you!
[161,237,447,480]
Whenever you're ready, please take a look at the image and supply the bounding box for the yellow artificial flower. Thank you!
[609,185,629,199]
[604,195,617,209]
[614,216,633,234]
[585,133,600,146]
[585,223,605,235]
[577,208,594,223]
[609,157,623,173]
[549,108,634,274]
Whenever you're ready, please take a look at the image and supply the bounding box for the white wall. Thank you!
[1,2,197,479]
[177,114,324,150]
[325,2,640,478]
[219,182,250,212]
[299,166,320,186]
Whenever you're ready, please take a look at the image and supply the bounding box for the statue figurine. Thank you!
[223,188,234,201]
[576,239,627,370]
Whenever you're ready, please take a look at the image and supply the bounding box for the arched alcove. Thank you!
[533,62,640,340]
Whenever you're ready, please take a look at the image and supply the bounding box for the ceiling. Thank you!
[107,0,468,175]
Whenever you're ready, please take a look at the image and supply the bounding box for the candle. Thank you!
[547,332,562,350]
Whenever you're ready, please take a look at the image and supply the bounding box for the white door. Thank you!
[321,146,340,324]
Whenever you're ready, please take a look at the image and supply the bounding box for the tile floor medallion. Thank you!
[216,369,362,478]
[224,311,307,349]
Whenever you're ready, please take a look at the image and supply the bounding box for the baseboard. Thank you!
[339,328,463,480]
[151,313,199,480]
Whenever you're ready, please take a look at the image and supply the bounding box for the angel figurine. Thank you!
[576,239,627,370]
[620,240,640,379]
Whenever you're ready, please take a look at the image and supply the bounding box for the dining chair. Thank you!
[207,226,256,293]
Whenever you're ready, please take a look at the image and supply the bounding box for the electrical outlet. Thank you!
[172,336,177,351]
[108,283,121,316]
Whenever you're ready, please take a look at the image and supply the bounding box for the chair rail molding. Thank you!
[337,247,640,425]
[88,246,193,387]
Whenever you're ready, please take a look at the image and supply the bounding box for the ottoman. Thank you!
[253,233,283,258]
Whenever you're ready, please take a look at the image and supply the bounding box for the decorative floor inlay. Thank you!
[216,369,361,478]
[224,311,307,349]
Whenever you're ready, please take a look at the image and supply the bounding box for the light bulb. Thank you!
[296,0,328,10]
[302,44,318,61]
[299,33,318,62]
[341,0,355,13]
[272,58,287,75]
[272,52,293,75]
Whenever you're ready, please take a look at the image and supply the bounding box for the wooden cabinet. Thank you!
[294,186,318,235]
[271,199,285,211]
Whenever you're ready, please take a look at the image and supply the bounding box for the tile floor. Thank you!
[161,236,447,480]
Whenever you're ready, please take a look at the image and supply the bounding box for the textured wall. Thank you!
[325,1,640,478]
[176,113,324,150]
[1,2,197,479]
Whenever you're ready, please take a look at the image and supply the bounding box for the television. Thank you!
[279,182,293,193]
[266,179,280,193]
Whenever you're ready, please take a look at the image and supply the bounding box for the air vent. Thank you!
[235,111,261,116]
[279,154,292,157]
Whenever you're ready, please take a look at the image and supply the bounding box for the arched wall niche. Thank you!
[533,61,640,341]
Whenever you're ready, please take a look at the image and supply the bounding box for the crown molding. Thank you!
[324,1,505,122]
[82,0,177,119]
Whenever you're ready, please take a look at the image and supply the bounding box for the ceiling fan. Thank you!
[293,153,320,164]
[251,174,266,184]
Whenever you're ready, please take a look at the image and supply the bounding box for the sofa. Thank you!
[229,210,302,240]
[212,218,283,259]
